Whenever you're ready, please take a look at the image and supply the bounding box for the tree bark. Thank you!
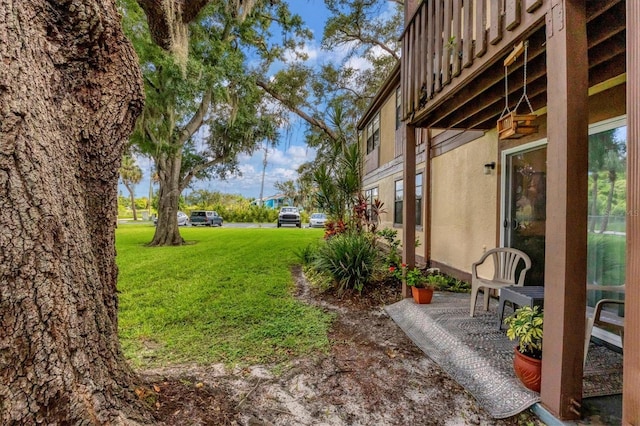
[149,151,185,246]
[0,1,149,424]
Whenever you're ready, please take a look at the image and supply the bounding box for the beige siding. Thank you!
[379,95,397,165]
[430,131,498,274]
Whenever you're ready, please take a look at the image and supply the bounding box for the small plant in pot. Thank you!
[390,264,434,304]
[504,305,544,392]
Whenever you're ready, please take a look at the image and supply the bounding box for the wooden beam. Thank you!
[586,0,623,23]
[452,0,463,77]
[402,125,417,299]
[623,1,640,423]
[588,52,626,88]
[587,11,626,47]
[589,34,626,69]
[489,0,503,44]
[454,74,546,129]
[419,26,547,127]
[505,0,521,31]
[426,0,435,99]
[427,29,547,127]
[539,0,589,420]
[503,40,525,66]
[442,0,453,86]
[462,0,474,67]
[424,129,432,265]
[475,0,488,57]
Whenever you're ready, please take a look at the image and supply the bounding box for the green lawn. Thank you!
[116,225,332,368]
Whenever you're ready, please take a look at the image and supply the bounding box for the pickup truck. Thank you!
[190,210,223,227]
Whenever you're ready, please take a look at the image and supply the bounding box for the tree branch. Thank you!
[333,28,399,61]
[256,80,339,142]
[179,155,225,190]
[178,90,212,144]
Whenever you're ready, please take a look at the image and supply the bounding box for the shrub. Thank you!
[504,305,544,359]
[377,228,401,268]
[313,233,380,293]
[425,273,449,290]
[295,243,320,266]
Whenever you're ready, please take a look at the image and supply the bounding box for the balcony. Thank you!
[401,0,626,130]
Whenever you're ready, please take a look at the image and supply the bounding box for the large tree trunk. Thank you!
[149,151,185,246]
[0,1,149,424]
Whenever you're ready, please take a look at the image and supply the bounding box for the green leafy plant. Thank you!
[295,243,320,266]
[378,228,401,268]
[504,305,544,360]
[425,273,449,290]
[389,264,430,288]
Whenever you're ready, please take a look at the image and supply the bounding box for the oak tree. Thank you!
[125,0,303,245]
[0,1,151,423]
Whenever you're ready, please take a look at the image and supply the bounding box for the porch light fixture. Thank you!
[484,162,496,175]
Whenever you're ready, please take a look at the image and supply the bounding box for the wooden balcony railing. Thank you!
[401,0,548,126]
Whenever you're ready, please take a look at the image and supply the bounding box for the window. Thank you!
[416,173,423,226]
[396,88,401,130]
[365,187,379,222]
[366,113,380,154]
[394,180,403,224]
[587,117,626,314]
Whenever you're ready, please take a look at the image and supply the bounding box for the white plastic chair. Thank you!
[470,247,532,317]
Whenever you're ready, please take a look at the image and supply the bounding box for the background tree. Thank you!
[599,138,626,232]
[256,0,402,219]
[0,1,150,423]
[120,154,144,221]
[123,0,304,246]
[274,180,298,206]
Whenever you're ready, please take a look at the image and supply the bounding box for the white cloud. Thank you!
[284,41,321,63]
[344,55,373,72]
[188,144,317,199]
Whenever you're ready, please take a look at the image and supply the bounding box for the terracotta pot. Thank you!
[513,347,542,392]
[411,286,434,304]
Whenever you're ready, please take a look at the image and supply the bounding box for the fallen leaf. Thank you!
[153,384,161,393]
[195,382,204,388]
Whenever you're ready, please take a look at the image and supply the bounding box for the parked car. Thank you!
[154,211,189,226]
[309,212,327,228]
[277,207,301,228]
[190,210,223,227]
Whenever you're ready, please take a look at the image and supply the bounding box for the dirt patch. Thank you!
[140,267,541,425]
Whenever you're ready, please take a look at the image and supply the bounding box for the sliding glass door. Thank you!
[587,117,626,322]
[502,142,547,286]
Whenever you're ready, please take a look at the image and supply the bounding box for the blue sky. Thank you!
[122,1,389,202]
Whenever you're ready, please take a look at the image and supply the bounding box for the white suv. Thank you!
[277,207,301,228]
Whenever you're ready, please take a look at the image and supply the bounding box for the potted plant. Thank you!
[504,305,544,392]
[390,264,434,304]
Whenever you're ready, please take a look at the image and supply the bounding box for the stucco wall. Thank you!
[430,131,498,274]
[379,95,397,165]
